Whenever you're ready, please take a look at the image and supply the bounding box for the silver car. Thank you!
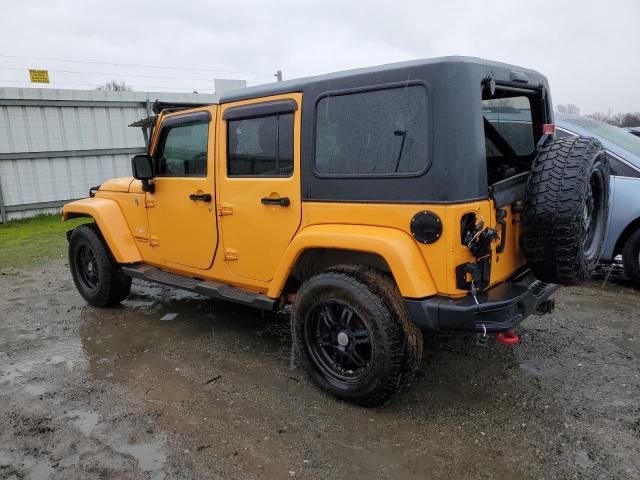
[556,113,640,286]
[626,127,640,138]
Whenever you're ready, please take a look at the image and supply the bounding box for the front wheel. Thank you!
[292,268,423,407]
[69,224,132,307]
[622,229,640,288]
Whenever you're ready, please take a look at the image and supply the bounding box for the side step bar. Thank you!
[121,264,276,311]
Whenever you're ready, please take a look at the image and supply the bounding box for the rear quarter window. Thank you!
[314,84,429,177]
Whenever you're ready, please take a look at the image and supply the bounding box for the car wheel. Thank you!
[292,268,423,407]
[69,224,132,307]
[522,136,610,285]
[622,229,640,288]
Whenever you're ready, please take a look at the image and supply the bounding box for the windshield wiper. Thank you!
[394,129,407,172]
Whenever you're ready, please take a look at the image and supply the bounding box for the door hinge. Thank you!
[224,248,238,261]
[144,197,155,208]
[218,202,233,216]
[149,235,160,246]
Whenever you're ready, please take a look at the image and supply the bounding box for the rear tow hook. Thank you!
[475,326,520,347]
[495,331,520,346]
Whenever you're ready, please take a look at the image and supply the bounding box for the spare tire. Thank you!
[522,136,610,285]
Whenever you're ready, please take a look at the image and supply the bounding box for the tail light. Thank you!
[542,123,556,135]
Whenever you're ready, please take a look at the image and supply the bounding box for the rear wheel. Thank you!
[69,224,131,307]
[522,136,610,285]
[622,229,640,288]
[292,268,423,407]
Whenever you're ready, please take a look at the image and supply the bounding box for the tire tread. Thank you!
[522,136,609,284]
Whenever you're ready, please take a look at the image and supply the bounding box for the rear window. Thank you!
[314,85,429,176]
[483,96,535,156]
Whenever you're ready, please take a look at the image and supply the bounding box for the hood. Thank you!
[99,177,135,193]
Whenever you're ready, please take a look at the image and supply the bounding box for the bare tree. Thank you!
[612,112,640,128]
[554,102,640,127]
[587,112,609,123]
[556,104,581,115]
[587,111,640,127]
[96,80,132,92]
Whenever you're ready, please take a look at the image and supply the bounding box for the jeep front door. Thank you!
[146,109,218,270]
[217,95,302,281]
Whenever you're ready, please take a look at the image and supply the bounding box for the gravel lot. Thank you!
[1,260,639,479]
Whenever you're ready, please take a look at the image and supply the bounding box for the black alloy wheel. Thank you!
[75,244,100,293]
[305,300,374,384]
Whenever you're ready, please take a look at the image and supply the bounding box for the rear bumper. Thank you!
[405,270,559,333]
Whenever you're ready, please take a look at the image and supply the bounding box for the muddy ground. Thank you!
[0,260,638,480]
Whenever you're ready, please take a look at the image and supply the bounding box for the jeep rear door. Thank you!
[217,94,302,282]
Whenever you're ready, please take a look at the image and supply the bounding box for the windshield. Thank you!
[565,115,640,157]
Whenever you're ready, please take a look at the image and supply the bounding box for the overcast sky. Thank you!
[0,0,638,114]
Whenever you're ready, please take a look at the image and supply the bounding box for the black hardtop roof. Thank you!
[219,56,548,103]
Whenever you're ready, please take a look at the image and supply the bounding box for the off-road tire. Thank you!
[522,136,610,285]
[292,268,423,407]
[622,229,640,288]
[69,224,132,307]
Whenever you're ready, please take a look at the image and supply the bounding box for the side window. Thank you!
[314,85,429,176]
[607,153,640,178]
[227,113,294,177]
[156,122,208,177]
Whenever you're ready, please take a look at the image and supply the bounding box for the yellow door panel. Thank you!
[217,94,302,282]
[145,107,218,270]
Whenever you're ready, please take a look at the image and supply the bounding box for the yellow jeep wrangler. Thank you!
[64,57,609,406]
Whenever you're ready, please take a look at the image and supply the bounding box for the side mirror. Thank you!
[131,154,153,180]
[131,154,155,193]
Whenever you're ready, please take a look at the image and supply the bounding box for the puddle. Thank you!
[29,460,55,480]
[65,409,100,436]
[23,383,48,396]
[519,362,543,376]
[6,455,56,480]
[115,437,167,479]
[123,298,156,308]
[0,343,80,382]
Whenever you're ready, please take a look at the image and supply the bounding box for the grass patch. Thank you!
[0,214,91,269]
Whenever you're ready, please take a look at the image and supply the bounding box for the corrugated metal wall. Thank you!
[0,87,218,222]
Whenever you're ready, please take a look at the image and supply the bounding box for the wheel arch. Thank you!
[268,224,437,299]
[62,198,142,263]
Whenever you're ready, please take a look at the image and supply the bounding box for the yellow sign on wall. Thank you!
[29,69,50,84]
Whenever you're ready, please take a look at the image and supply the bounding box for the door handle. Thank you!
[189,193,212,202]
[261,196,290,207]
